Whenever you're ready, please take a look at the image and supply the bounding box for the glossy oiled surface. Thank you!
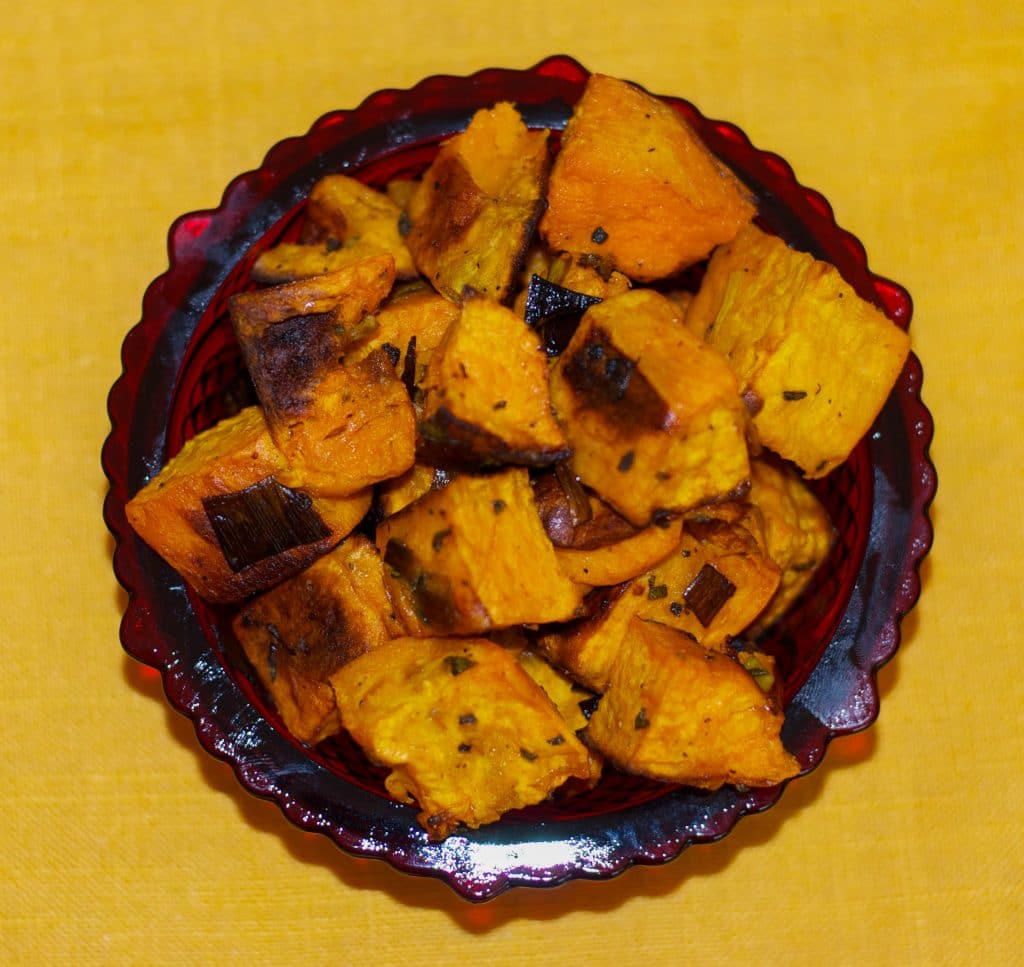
[4,2,1023,963]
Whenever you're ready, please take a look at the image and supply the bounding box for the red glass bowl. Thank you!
[102,55,935,901]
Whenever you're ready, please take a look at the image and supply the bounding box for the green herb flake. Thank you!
[617,450,635,473]
[634,708,651,730]
[591,226,609,244]
[782,390,807,401]
[458,712,477,726]
[547,734,565,746]
[445,655,476,676]
[492,499,506,514]
[648,583,668,600]
[520,748,538,762]
[457,743,472,753]
[737,651,775,693]
[431,528,452,552]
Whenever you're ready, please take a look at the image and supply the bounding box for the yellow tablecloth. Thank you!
[3,2,1021,963]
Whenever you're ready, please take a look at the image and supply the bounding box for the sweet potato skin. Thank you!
[685,223,911,477]
[330,636,593,839]
[540,74,755,281]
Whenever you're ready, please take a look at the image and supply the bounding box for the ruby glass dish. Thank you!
[103,55,935,901]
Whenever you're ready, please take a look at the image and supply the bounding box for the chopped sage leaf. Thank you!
[445,655,476,676]
[634,707,650,729]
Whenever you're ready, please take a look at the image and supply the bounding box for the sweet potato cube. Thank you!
[633,502,782,649]
[230,256,417,497]
[514,648,604,785]
[125,406,371,603]
[548,289,750,525]
[536,583,646,693]
[330,637,594,839]
[419,295,570,467]
[252,174,416,283]
[745,459,835,632]
[405,102,550,303]
[344,281,459,378]
[685,223,911,477]
[584,617,799,788]
[540,74,756,281]
[376,468,585,635]
[232,535,402,744]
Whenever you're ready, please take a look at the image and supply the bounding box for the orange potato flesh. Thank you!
[330,636,593,840]
[585,617,799,788]
[685,223,911,477]
[540,74,756,281]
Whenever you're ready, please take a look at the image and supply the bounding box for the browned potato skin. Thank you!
[330,637,594,840]
[540,74,756,281]
[230,256,417,498]
[376,468,585,636]
[585,617,799,788]
[419,295,570,467]
[554,516,684,588]
[549,289,750,526]
[232,534,403,745]
[252,174,417,283]
[125,406,371,603]
[684,223,911,477]
[746,459,835,633]
[406,102,551,304]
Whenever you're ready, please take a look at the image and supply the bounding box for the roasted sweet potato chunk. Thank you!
[419,295,570,467]
[633,502,782,649]
[330,636,594,839]
[405,102,550,303]
[125,406,371,603]
[745,459,834,632]
[540,74,756,281]
[539,502,780,687]
[584,617,799,788]
[549,289,750,525]
[252,174,416,283]
[536,582,645,693]
[230,256,417,497]
[685,223,911,477]
[376,467,585,635]
[343,281,459,378]
[232,535,402,744]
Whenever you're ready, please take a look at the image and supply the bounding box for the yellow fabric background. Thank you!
[2,1,1021,963]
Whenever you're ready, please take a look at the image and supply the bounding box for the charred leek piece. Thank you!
[683,563,737,627]
[523,274,602,325]
[203,477,330,572]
